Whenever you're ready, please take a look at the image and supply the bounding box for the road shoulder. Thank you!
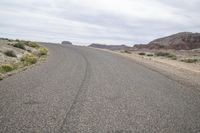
[90,47,200,89]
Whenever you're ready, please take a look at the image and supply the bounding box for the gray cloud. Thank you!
[0,0,199,45]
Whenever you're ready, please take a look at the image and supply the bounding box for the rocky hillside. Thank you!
[134,32,200,50]
[89,43,130,50]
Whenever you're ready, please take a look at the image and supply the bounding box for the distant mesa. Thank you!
[134,32,200,50]
[89,43,130,50]
[61,41,73,45]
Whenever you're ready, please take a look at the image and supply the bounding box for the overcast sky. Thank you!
[0,0,200,45]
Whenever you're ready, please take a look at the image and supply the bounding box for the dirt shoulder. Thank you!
[91,47,200,89]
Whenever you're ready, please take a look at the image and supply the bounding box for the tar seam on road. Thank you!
[58,46,91,133]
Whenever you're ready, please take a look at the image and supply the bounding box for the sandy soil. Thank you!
[119,51,200,88]
[122,52,200,73]
[91,47,200,88]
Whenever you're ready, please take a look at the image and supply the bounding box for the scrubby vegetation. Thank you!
[38,47,48,56]
[25,41,40,48]
[120,50,132,54]
[13,40,40,49]
[14,42,26,50]
[0,38,48,80]
[4,50,17,57]
[21,54,38,65]
[181,58,198,63]
[15,39,20,42]
[155,52,177,60]
[167,54,177,60]
[147,54,154,57]
[124,50,131,54]
[0,64,14,73]
[155,52,170,56]
[138,52,146,55]
[0,74,3,80]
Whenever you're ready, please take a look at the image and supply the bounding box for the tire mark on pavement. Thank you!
[58,47,91,133]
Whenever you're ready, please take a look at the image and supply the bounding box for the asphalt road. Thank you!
[0,44,200,133]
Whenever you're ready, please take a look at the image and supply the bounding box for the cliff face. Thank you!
[134,32,200,50]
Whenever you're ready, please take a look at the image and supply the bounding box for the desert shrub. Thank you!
[7,43,13,46]
[38,47,48,56]
[2,38,9,41]
[26,42,40,48]
[13,40,39,49]
[6,39,13,42]
[167,54,177,60]
[21,54,38,65]
[138,52,146,55]
[155,52,177,60]
[181,58,198,63]
[0,64,14,73]
[155,52,170,57]
[4,50,17,57]
[14,42,26,50]
[15,39,20,42]
[0,74,3,80]
[123,50,131,54]
[147,54,154,56]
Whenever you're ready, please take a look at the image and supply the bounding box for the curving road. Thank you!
[0,44,200,133]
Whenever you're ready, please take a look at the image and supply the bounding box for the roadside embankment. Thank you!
[0,38,48,80]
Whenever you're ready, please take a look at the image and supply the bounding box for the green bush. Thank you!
[167,54,177,60]
[0,73,3,80]
[155,52,170,57]
[38,47,48,56]
[138,52,146,55]
[124,50,131,54]
[8,39,13,42]
[15,39,20,42]
[14,42,26,50]
[181,58,198,63]
[4,50,17,57]
[0,64,14,73]
[0,74,3,80]
[26,42,40,48]
[155,52,177,60]
[147,54,154,57]
[21,54,38,65]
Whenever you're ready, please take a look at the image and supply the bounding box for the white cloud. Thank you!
[0,0,200,45]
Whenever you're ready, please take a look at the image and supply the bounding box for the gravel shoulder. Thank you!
[91,48,200,88]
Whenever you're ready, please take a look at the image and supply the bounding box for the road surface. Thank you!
[0,44,200,133]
